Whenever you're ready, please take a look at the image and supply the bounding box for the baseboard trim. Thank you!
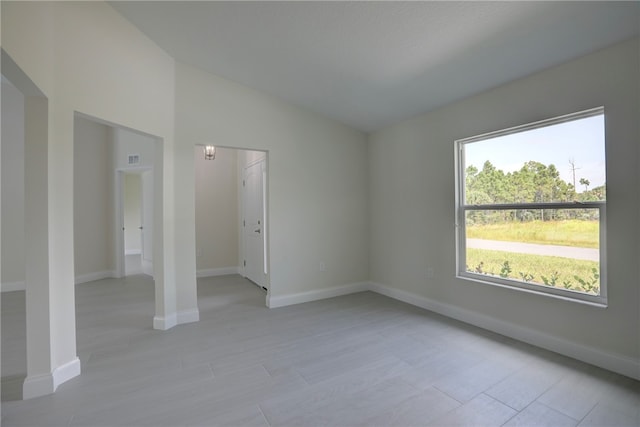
[153,313,177,330]
[196,267,241,278]
[267,281,369,308]
[75,270,117,285]
[53,357,81,390]
[22,373,54,400]
[1,280,26,292]
[23,357,81,399]
[177,308,200,325]
[5,271,119,290]
[369,281,640,381]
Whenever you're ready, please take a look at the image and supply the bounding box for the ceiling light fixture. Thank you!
[203,145,216,160]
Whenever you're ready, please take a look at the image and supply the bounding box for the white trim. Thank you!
[153,313,177,331]
[369,281,639,381]
[125,249,142,255]
[267,282,369,308]
[177,308,200,324]
[53,358,81,390]
[23,357,81,399]
[3,271,118,290]
[457,106,604,145]
[2,280,26,292]
[196,266,240,278]
[75,270,117,285]
[22,373,54,400]
[455,107,607,306]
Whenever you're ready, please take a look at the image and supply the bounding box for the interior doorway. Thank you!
[120,170,153,277]
[2,50,51,401]
[193,146,269,304]
[1,74,27,401]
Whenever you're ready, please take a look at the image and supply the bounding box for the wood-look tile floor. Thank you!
[1,274,639,426]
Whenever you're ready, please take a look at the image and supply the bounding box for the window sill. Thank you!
[457,272,608,308]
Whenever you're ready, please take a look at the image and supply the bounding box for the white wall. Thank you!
[123,173,141,254]
[369,38,639,372]
[74,117,114,279]
[1,80,25,290]
[112,127,155,170]
[175,62,369,305]
[194,146,239,273]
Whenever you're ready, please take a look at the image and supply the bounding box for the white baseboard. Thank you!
[369,281,640,381]
[75,270,117,285]
[125,249,142,255]
[267,281,369,308]
[4,271,124,290]
[23,357,81,399]
[2,280,26,292]
[53,357,81,390]
[197,266,240,278]
[153,313,177,331]
[4,271,118,291]
[177,308,200,325]
[22,373,54,400]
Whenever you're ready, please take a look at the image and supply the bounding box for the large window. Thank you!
[456,107,606,305]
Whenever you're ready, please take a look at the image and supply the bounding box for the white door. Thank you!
[141,170,154,276]
[123,173,142,275]
[243,159,267,289]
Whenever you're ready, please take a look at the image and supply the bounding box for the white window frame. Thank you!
[455,107,607,306]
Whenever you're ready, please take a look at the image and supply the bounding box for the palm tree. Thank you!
[579,177,590,192]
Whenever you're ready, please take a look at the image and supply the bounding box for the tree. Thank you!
[466,159,582,221]
[590,184,606,201]
[579,177,590,192]
[568,158,580,190]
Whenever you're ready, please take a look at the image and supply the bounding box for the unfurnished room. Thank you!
[1,2,639,426]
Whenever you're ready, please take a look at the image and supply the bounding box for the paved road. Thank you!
[466,238,599,262]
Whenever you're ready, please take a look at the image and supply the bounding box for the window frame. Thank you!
[455,107,607,306]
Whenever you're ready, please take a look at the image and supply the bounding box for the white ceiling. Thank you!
[110,1,639,133]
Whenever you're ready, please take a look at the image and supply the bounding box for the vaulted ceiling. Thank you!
[110,1,639,132]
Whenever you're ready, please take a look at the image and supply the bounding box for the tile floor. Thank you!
[1,274,638,426]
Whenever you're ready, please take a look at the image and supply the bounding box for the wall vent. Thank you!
[128,154,140,165]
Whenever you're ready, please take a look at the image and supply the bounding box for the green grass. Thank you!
[467,220,598,248]
[466,248,600,295]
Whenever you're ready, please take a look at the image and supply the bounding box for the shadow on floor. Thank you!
[1,374,25,401]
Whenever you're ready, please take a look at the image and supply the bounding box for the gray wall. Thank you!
[74,117,114,278]
[1,81,25,289]
[369,38,639,364]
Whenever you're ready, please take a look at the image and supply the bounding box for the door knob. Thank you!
[254,229,261,233]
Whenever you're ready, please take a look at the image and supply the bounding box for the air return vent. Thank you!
[128,154,140,165]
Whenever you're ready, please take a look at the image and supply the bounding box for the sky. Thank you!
[464,114,606,191]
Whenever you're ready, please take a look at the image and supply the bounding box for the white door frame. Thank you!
[114,166,153,278]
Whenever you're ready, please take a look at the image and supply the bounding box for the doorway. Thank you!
[2,50,51,400]
[1,74,27,401]
[121,170,153,276]
[116,168,154,278]
[193,147,269,303]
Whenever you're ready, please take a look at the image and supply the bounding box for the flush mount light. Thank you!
[203,145,216,160]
